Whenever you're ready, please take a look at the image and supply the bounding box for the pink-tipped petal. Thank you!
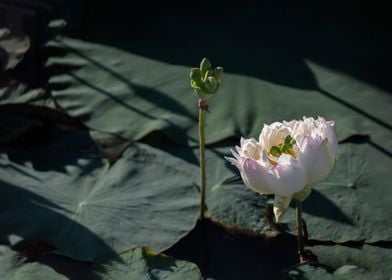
[224,156,241,169]
[265,158,306,196]
[297,137,336,184]
[231,148,242,161]
[240,158,273,194]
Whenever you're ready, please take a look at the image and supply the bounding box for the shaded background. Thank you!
[4,0,392,91]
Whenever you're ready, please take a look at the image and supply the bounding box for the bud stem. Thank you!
[198,99,209,112]
[198,106,207,220]
[295,199,306,263]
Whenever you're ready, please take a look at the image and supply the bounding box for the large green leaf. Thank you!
[94,247,201,280]
[283,142,392,242]
[46,36,392,151]
[286,264,333,280]
[310,244,392,280]
[0,245,67,280]
[0,129,199,261]
[142,136,271,234]
[287,244,392,279]
[0,82,54,107]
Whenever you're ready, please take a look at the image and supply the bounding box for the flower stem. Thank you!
[295,199,305,263]
[198,106,206,220]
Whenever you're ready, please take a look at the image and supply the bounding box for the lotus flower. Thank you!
[225,117,337,222]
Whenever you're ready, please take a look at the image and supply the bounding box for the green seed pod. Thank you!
[204,70,212,81]
[203,77,218,93]
[190,68,202,83]
[281,146,288,154]
[270,146,282,157]
[191,80,201,90]
[284,135,292,146]
[200,58,211,76]
[213,67,224,81]
[190,58,223,100]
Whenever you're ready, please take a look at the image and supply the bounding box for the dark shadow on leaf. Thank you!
[301,189,354,226]
[4,125,99,173]
[0,105,85,153]
[0,45,8,71]
[165,219,298,280]
[141,131,200,163]
[340,134,392,159]
[30,253,96,280]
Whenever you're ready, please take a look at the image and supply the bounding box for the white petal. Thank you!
[325,121,338,155]
[240,158,273,194]
[259,124,271,148]
[240,137,246,147]
[265,158,306,196]
[283,119,298,129]
[259,122,291,150]
[230,148,242,161]
[225,148,244,170]
[297,136,336,184]
[225,156,241,169]
[235,146,243,157]
[241,137,261,160]
[261,149,269,163]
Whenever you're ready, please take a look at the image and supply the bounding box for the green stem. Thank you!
[199,107,206,220]
[295,199,305,263]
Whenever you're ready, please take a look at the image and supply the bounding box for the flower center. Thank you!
[268,135,297,165]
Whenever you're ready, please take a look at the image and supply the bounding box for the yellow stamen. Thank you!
[287,148,297,159]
